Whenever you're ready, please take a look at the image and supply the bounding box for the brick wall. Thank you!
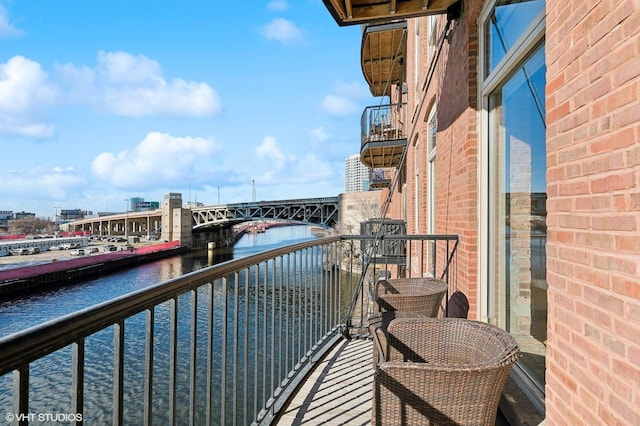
[545,1,640,423]
[386,1,483,318]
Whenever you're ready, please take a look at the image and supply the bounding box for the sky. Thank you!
[0,0,373,218]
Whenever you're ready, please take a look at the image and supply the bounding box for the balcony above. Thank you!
[322,0,460,26]
[369,168,391,189]
[362,21,407,97]
[361,103,407,168]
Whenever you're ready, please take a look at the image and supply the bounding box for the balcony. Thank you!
[361,103,408,168]
[369,168,391,189]
[361,21,407,97]
[322,0,461,26]
[0,233,459,425]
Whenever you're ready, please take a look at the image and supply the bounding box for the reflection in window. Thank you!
[485,0,545,75]
[489,44,546,386]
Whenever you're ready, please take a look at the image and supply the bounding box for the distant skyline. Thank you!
[0,1,374,218]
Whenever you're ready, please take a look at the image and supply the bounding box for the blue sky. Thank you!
[0,0,372,218]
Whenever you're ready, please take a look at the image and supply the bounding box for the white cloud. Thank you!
[320,94,359,116]
[267,1,289,11]
[56,51,222,117]
[334,81,370,98]
[261,18,304,45]
[0,121,54,138]
[96,51,163,86]
[0,56,57,138]
[319,81,370,117]
[287,153,334,183]
[0,6,24,38]
[255,136,286,169]
[309,126,329,142]
[91,132,220,188]
[0,167,85,201]
[0,57,57,113]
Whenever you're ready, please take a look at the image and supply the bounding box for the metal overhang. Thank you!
[361,21,407,97]
[322,0,459,26]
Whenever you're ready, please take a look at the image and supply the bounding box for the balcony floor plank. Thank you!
[277,338,373,425]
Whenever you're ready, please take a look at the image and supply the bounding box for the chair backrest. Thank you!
[374,278,448,317]
[373,318,521,426]
[386,318,520,367]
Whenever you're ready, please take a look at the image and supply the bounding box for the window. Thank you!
[414,136,420,234]
[481,0,546,397]
[484,0,545,76]
[427,106,437,235]
[427,15,437,67]
[427,106,437,274]
[414,20,421,106]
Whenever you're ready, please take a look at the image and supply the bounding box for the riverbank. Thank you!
[0,241,187,299]
[0,239,162,269]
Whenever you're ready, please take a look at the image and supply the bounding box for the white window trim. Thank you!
[477,1,546,323]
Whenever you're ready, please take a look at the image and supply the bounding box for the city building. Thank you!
[59,209,83,221]
[323,0,639,424]
[129,197,144,212]
[14,211,36,220]
[344,154,370,192]
[128,197,160,212]
[0,211,12,232]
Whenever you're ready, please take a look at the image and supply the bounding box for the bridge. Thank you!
[190,197,339,229]
[66,194,341,248]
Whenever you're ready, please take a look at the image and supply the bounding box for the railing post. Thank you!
[233,272,239,425]
[71,339,85,426]
[169,297,178,426]
[143,308,154,426]
[12,365,29,426]
[242,271,249,425]
[189,289,198,426]
[113,320,125,426]
[221,277,228,425]
[205,284,213,426]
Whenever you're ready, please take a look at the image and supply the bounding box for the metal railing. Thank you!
[360,102,407,145]
[0,234,458,425]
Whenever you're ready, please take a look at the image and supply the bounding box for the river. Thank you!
[0,225,320,424]
[0,225,317,338]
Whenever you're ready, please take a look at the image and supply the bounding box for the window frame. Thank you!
[477,0,547,409]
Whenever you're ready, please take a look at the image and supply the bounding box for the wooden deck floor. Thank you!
[276,338,373,425]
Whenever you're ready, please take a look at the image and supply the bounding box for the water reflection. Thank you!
[0,225,330,424]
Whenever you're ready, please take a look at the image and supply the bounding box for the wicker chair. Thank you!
[372,318,521,426]
[369,278,448,366]
[373,278,448,317]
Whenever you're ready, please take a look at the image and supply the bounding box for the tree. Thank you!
[8,217,54,235]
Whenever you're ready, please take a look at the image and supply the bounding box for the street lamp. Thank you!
[185,177,194,205]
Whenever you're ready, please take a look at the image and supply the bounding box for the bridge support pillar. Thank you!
[191,226,235,250]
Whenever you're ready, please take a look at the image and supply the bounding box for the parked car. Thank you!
[88,247,100,254]
[11,248,29,256]
[27,247,40,254]
[102,245,117,252]
[70,249,86,256]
